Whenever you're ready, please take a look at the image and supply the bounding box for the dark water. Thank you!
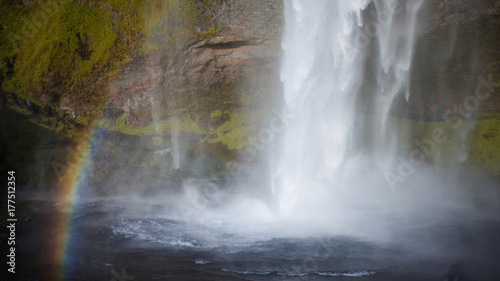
[3,196,500,281]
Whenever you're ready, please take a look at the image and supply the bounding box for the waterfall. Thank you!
[275,0,424,217]
[171,120,181,169]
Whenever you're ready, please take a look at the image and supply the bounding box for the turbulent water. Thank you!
[10,195,500,280]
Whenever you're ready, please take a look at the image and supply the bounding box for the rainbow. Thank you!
[49,126,100,281]
[42,4,180,278]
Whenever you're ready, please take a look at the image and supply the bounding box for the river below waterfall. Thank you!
[7,174,500,281]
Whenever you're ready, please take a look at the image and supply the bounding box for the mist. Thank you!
[4,0,500,280]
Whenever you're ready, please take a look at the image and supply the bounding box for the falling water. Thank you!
[275,0,424,217]
[171,120,181,169]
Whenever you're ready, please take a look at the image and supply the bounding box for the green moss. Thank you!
[384,116,474,166]
[478,112,500,120]
[469,119,500,175]
[0,0,142,112]
[210,110,231,120]
[0,0,256,165]
[206,112,257,150]
[0,0,228,117]
[76,114,89,126]
[209,127,248,150]
[151,136,163,146]
[370,115,500,175]
[200,25,220,39]
[0,0,233,150]
[106,113,210,135]
[215,113,249,132]
[9,104,33,116]
[180,0,223,39]
[104,110,252,151]
[138,0,186,54]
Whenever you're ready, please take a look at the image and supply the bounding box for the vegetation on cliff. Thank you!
[0,0,235,187]
[0,0,499,191]
[0,0,222,119]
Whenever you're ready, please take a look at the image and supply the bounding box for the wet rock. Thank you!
[109,0,284,128]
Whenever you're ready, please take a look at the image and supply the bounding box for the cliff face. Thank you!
[0,0,285,190]
[88,0,285,191]
[429,0,500,31]
[3,0,498,141]
[417,0,500,174]
[407,0,500,115]
[1,0,500,191]
[108,0,500,129]
[108,0,283,135]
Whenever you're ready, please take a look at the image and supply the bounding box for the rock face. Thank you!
[3,0,500,192]
[429,0,500,31]
[108,0,500,130]
[109,0,284,130]
[351,0,500,118]
[408,0,500,116]
[98,0,500,180]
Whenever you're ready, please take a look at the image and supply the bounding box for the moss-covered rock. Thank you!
[469,118,500,175]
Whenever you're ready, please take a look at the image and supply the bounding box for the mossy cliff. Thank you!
[0,0,284,191]
[1,0,500,192]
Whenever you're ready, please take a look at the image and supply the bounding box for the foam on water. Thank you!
[192,259,210,265]
[109,216,276,250]
[220,268,376,277]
